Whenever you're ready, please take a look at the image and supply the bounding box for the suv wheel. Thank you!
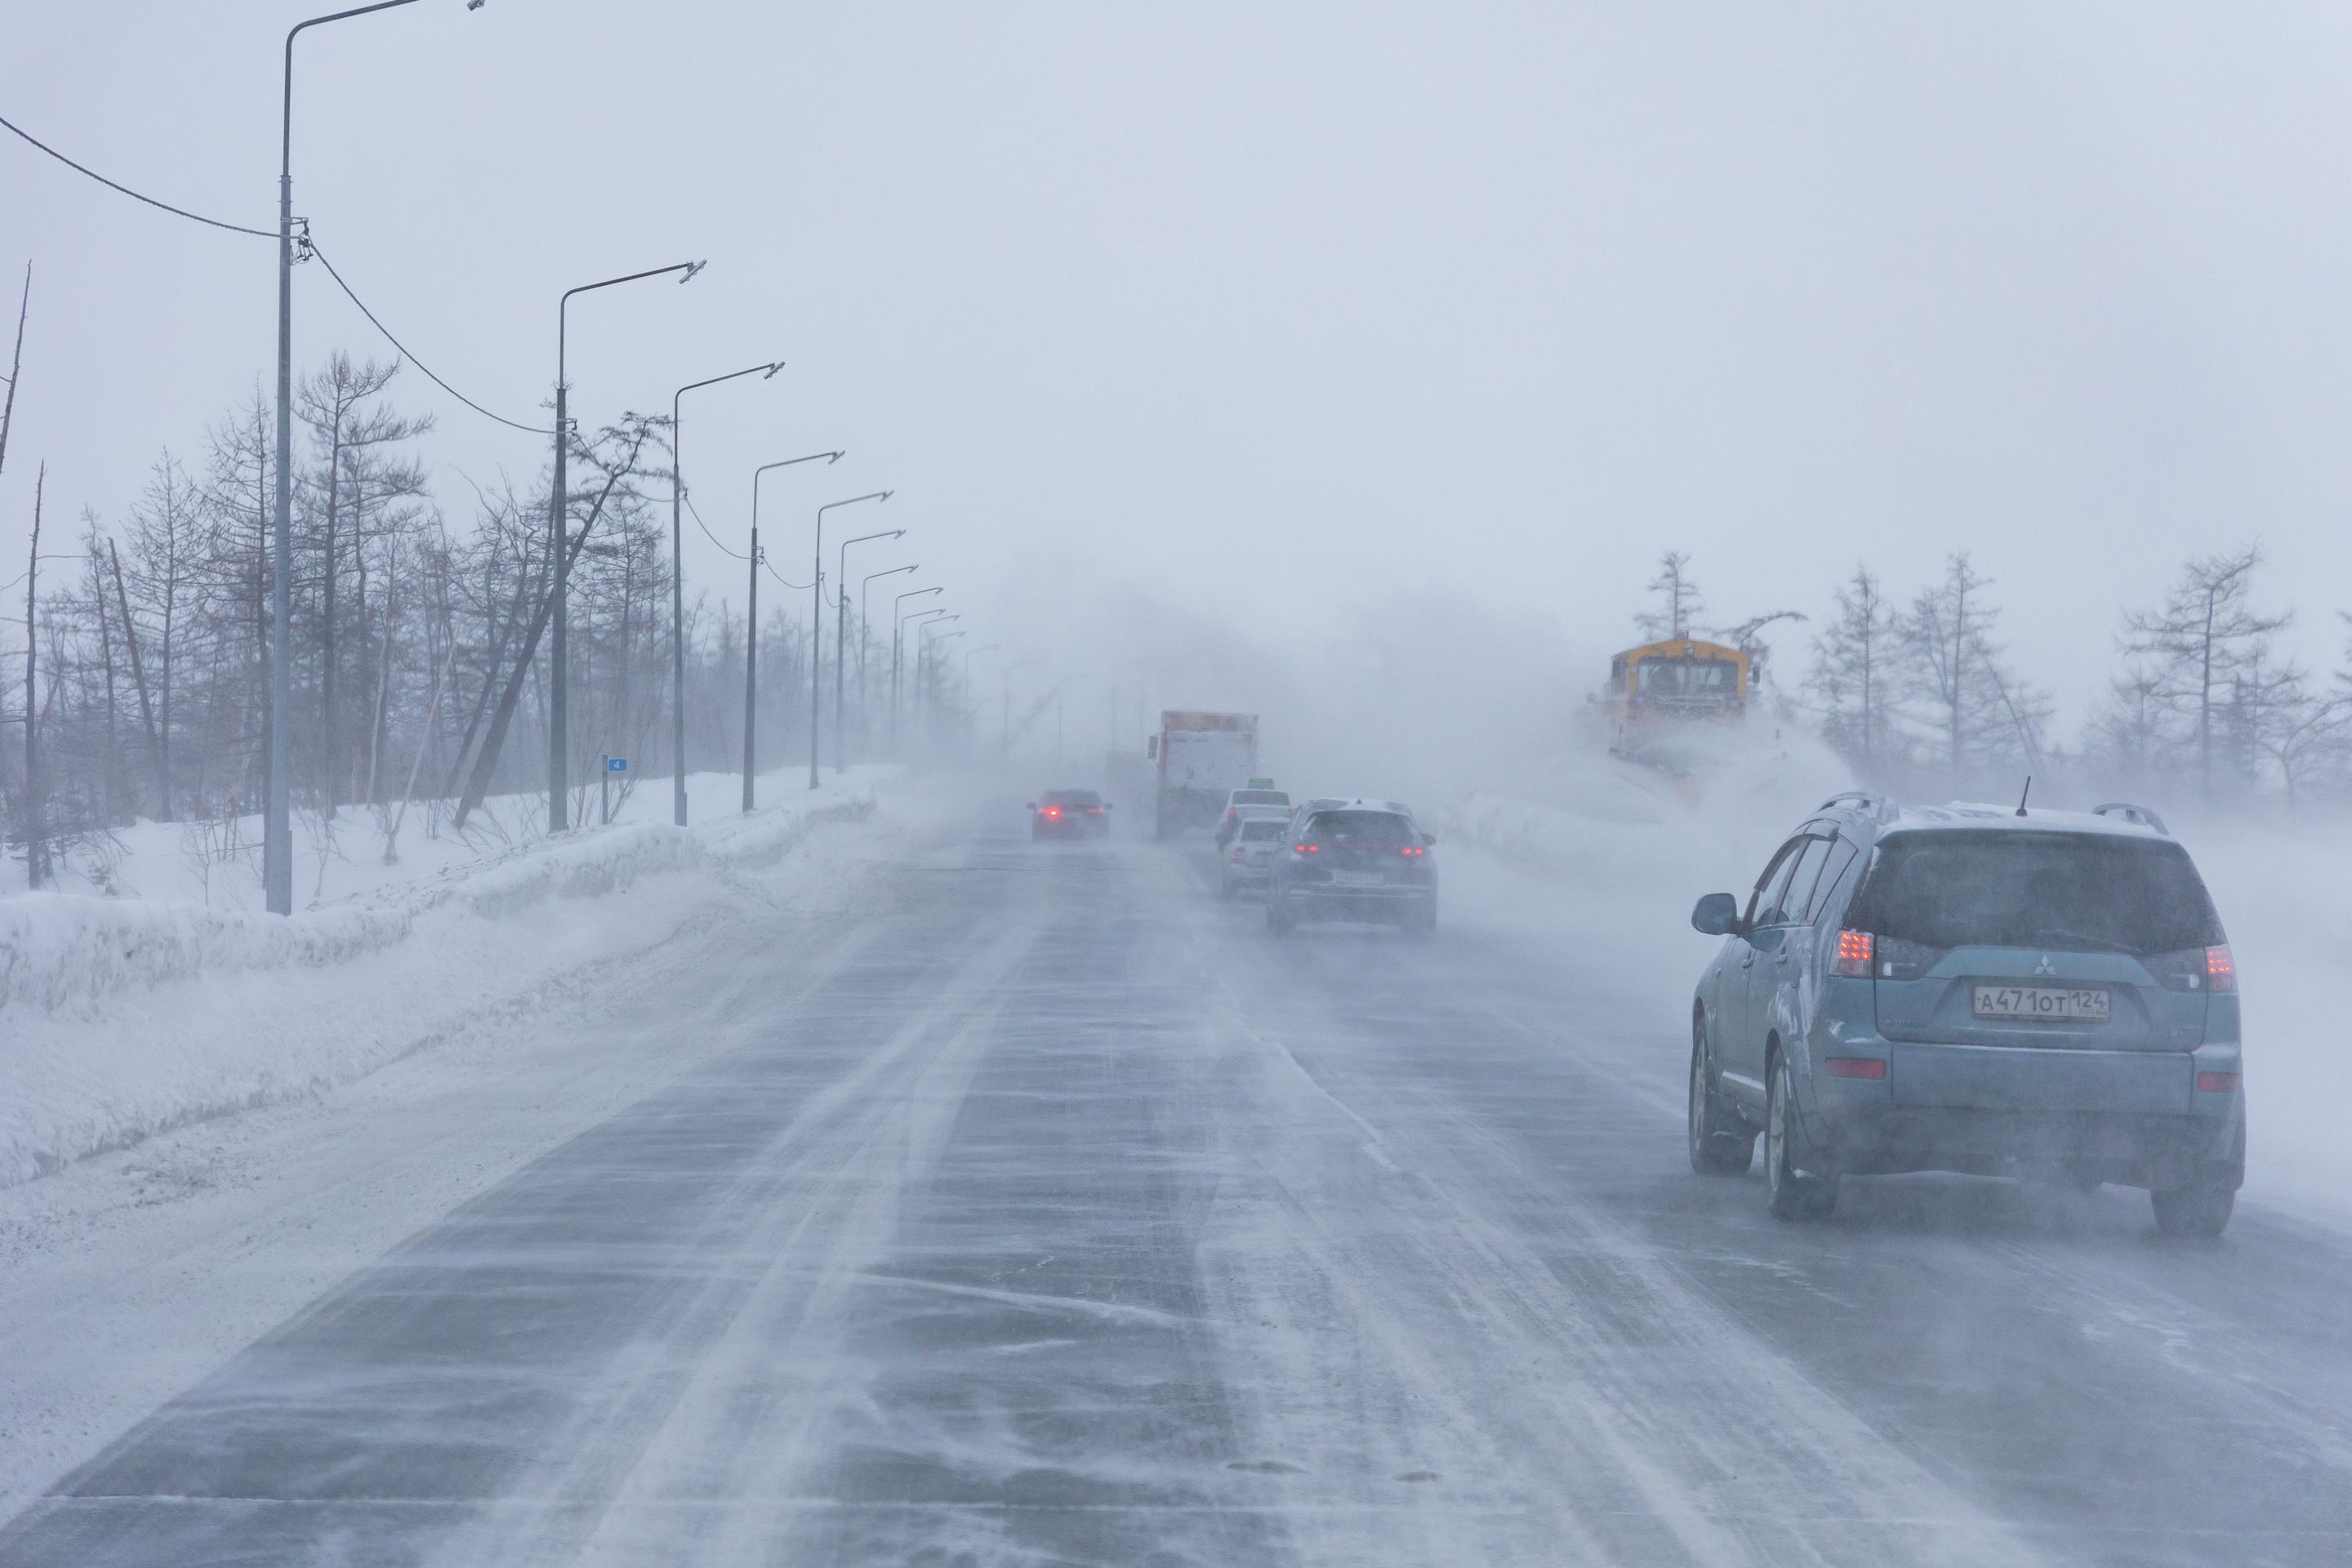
[2150,1178,2234,1241]
[1687,1020,1755,1177]
[1766,1052,1838,1221]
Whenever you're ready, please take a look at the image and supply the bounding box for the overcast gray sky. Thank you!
[6,3,2351,728]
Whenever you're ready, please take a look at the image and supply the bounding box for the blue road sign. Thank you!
[607,757,628,773]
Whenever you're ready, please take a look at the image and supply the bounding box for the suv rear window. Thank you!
[1306,811,1416,849]
[1240,819,1285,842]
[1041,790,1100,807]
[1232,791,1289,807]
[1848,831,2224,955]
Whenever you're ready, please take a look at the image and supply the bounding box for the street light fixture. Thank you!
[668,360,783,826]
[810,492,892,789]
[743,452,842,813]
[835,528,904,774]
[268,0,481,914]
[546,258,706,835]
[893,589,943,755]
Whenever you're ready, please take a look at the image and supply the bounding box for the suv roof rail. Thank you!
[1819,790,1898,822]
[2091,801,2170,835]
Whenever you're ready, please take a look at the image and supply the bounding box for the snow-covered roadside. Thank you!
[0,778,979,1520]
[0,767,895,1190]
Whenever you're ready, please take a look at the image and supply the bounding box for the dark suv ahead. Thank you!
[1266,802,1437,937]
[1686,793,2244,1237]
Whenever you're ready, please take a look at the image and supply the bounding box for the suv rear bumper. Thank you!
[1809,1098,2244,1191]
[1281,885,1434,923]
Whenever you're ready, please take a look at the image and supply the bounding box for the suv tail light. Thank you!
[2150,945,2235,993]
[1400,844,1426,858]
[1294,843,1318,855]
[1832,929,1873,978]
[2196,1071,2239,1093]
[1229,848,1245,863]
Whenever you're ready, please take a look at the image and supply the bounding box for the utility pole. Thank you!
[742,516,759,812]
[835,528,902,774]
[810,492,891,788]
[670,362,783,826]
[549,260,707,836]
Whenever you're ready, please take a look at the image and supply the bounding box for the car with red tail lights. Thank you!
[1265,801,1438,938]
[1030,789,1111,840]
[1685,793,2244,1236]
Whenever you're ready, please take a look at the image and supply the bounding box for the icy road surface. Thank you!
[5,826,2350,1567]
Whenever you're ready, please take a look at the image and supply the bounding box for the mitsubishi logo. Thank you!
[2034,956,2056,977]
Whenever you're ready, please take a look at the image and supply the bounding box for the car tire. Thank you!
[2150,1178,2234,1240]
[1687,1021,1756,1177]
[1765,1052,1838,1221]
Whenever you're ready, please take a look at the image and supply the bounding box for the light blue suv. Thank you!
[1686,792,2245,1237]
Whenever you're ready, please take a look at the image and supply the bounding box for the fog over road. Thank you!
[6,818,2348,1567]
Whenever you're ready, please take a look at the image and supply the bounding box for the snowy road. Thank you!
[5,823,2350,1566]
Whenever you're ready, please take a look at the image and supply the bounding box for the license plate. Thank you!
[1331,871,1385,888]
[1971,984,2110,1022]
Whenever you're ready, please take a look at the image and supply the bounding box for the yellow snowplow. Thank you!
[1601,637,1750,774]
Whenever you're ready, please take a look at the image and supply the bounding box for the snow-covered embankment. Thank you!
[0,776,880,1189]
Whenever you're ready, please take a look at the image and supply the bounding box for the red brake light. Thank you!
[1294,843,1317,855]
[1824,1057,1887,1080]
[2205,945,2235,992]
[1400,844,1425,858]
[2196,1071,2239,1093]
[1045,807,1060,818]
[1833,929,1874,978]
[1230,849,1245,863]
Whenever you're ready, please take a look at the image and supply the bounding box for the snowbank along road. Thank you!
[3,808,2349,1566]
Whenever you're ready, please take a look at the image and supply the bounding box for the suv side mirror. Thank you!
[1026,802,1037,811]
[1690,892,1742,937]
[1421,832,1437,846]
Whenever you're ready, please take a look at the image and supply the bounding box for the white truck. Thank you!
[1147,710,1259,839]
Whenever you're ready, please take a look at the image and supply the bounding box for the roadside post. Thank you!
[603,756,628,826]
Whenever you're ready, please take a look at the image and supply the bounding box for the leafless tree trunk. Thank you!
[108,537,167,817]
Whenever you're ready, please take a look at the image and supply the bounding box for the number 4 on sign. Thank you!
[599,756,628,826]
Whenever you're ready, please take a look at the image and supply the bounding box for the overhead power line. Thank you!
[307,242,549,435]
[0,110,274,238]
[4,109,547,437]
[684,492,747,559]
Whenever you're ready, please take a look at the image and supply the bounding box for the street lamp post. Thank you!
[834,528,903,774]
[963,644,1001,752]
[810,492,892,789]
[270,0,475,914]
[548,258,706,835]
[892,590,942,755]
[1000,658,1037,766]
[918,620,962,737]
[861,564,916,719]
[670,361,782,826]
[744,452,840,813]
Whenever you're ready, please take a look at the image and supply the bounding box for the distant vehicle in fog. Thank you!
[1686,792,2244,1237]
[1220,816,1288,898]
[1214,781,1291,849]
[1147,711,1258,838]
[1598,635,1750,775]
[1266,801,1438,938]
[1030,789,1111,840]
